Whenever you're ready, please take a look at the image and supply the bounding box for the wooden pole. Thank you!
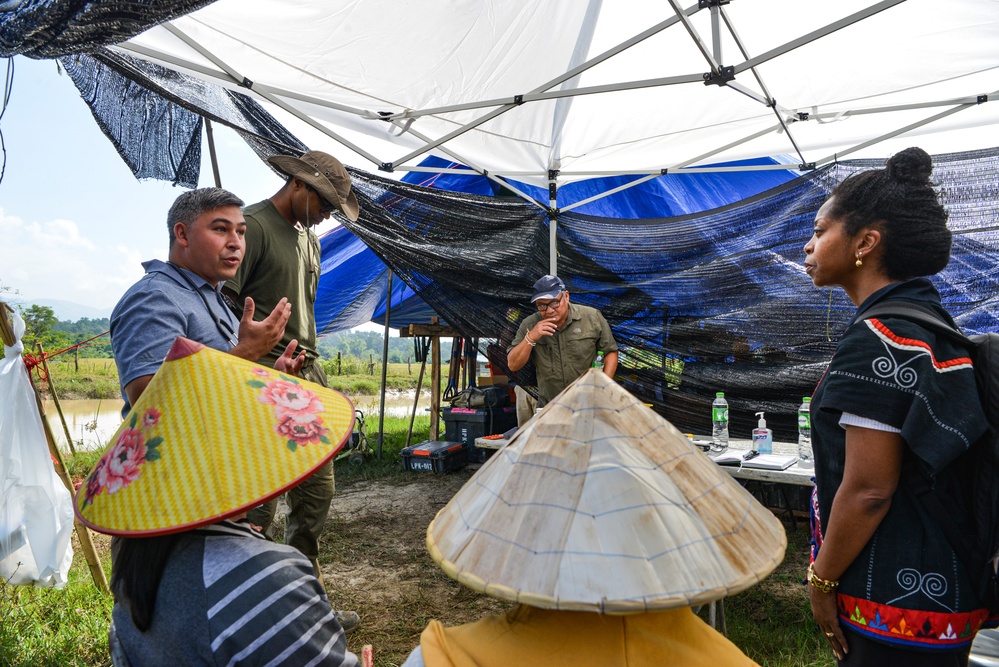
[30,366,110,594]
[376,271,392,460]
[406,356,427,450]
[430,319,441,440]
[37,343,77,456]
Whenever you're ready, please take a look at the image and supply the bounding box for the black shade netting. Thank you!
[0,0,216,58]
[57,47,306,186]
[339,147,999,441]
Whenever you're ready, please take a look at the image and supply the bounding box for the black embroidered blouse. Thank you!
[812,278,989,651]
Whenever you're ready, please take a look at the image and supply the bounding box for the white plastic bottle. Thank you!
[711,392,729,453]
[798,397,813,468]
[753,411,773,454]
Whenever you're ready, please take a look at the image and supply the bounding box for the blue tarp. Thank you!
[315,156,800,333]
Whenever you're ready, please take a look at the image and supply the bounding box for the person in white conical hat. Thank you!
[402,369,786,667]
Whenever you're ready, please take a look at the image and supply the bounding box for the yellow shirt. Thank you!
[420,605,759,667]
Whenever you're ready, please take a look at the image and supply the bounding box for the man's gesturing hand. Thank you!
[230,296,291,362]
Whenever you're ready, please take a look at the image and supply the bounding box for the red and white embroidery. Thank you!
[865,318,973,388]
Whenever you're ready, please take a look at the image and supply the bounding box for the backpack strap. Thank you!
[862,301,972,347]
[861,301,982,567]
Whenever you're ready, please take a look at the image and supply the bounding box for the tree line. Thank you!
[17,304,453,364]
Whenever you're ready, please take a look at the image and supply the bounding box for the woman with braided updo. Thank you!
[803,147,989,666]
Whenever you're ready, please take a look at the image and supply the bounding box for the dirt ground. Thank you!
[317,467,510,667]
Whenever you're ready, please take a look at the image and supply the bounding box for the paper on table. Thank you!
[709,451,798,470]
[742,453,798,470]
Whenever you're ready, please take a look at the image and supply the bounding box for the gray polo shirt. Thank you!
[509,302,618,405]
[110,259,239,416]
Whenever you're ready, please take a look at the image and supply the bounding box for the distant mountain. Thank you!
[8,297,113,322]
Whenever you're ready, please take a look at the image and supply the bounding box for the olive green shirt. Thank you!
[509,303,618,405]
[225,200,321,367]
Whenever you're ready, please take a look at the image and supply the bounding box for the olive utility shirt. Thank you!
[509,303,618,405]
[224,200,321,368]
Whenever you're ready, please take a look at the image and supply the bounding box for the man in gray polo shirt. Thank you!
[507,275,619,407]
[110,188,301,417]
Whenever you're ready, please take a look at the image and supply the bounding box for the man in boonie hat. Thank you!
[507,274,619,415]
[222,150,361,631]
[78,338,360,666]
[402,370,785,667]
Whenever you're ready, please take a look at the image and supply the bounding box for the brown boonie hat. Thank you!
[268,150,359,221]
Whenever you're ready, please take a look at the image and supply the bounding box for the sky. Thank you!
[0,55,355,319]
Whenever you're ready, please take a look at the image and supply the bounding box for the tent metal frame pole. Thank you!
[803,93,998,122]
[549,173,558,275]
[666,0,723,76]
[380,4,702,123]
[401,161,799,179]
[205,118,222,187]
[386,0,905,170]
[376,271,392,460]
[383,3,703,169]
[561,172,662,214]
[813,99,991,168]
[158,24,383,166]
[384,71,704,168]
[717,10,806,165]
[735,0,906,74]
[116,43,371,118]
[123,0,946,187]
[393,122,547,212]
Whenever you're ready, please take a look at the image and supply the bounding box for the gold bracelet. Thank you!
[807,562,839,594]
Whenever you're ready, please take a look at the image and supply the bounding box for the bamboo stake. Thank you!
[406,355,427,449]
[430,319,442,440]
[30,366,109,594]
[37,343,77,456]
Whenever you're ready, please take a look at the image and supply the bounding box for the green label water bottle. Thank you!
[711,392,729,453]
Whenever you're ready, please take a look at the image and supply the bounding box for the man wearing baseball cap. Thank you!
[223,149,360,632]
[506,275,618,407]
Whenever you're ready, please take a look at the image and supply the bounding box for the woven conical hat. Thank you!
[427,369,786,613]
[75,337,354,536]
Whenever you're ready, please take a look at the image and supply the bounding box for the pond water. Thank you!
[46,391,430,451]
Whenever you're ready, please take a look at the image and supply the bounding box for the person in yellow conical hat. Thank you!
[78,339,359,667]
[402,369,785,667]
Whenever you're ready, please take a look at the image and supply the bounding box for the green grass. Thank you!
[0,552,114,666]
[45,357,120,401]
[723,526,834,666]
[43,358,451,401]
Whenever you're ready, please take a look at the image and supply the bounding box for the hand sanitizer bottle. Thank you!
[752,411,772,454]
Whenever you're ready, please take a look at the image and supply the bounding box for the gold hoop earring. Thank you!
[855,254,863,268]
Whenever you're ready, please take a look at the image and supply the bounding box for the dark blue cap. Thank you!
[530,275,566,302]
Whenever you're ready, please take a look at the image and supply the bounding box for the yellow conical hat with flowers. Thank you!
[75,337,354,536]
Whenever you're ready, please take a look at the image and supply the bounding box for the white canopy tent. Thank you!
[110,0,999,217]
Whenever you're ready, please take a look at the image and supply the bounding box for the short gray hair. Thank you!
[167,188,244,246]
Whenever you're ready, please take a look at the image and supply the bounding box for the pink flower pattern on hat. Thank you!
[142,407,161,427]
[257,379,325,414]
[80,409,164,509]
[248,374,330,451]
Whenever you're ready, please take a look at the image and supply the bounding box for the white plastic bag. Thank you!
[0,310,74,588]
